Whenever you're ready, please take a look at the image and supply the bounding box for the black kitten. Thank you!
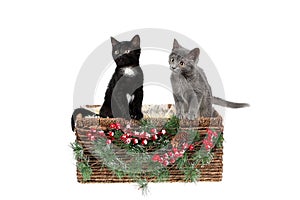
[99,35,144,120]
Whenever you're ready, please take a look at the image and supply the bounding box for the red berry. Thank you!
[168,151,174,157]
[163,160,169,166]
[163,153,169,159]
[145,133,151,139]
[121,134,127,141]
[158,158,164,164]
[174,152,180,158]
[207,135,212,141]
[207,129,218,138]
[170,158,176,164]
[203,139,213,150]
[125,138,131,144]
[182,143,189,150]
[90,135,96,141]
[97,131,105,137]
[109,123,116,129]
[203,139,212,146]
[189,145,195,151]
[150,128,157,134]
[106,139,112,144]
[115,123,121,130]
[205,144,211,150]
[141,139,148,145]
[172,148,178,153]
[152,134,158,141]
[132,138,139,144]
[125,133,131,138]
[109,131,114,137]
[86,132,92,138]
[142,132,150,139]
[91,129,96,133]
[174,150,184,158]
[152,154,160,162]
[132,131,139,137]
[212,131,218,138]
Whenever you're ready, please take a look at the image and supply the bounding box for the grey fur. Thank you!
[169,39,249,120]
[213,97,249,108]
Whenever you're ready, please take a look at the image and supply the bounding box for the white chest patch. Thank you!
[123,67,135,77]
[126,93,135,103]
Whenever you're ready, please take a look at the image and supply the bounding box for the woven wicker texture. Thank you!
[73,105,224,183]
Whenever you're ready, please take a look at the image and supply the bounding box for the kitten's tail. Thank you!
[71,108,98,132]
[213,96,250,108]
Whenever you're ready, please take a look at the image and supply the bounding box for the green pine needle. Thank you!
[164,115,180,135]
[216,133,224,148]
[155,169,170,182]
[70,119,223,188]
[114,170,125,179]
[71,142,93,182]
[137,179,149,196]
[70,142,84,160]
[184,166,200,183]
[77,160,92,181]
[176,153,188,170]
[193,149,214,166]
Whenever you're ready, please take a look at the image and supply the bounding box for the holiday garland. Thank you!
[71,116,223,193]
[70,142,92,181]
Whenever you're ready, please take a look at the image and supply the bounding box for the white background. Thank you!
[1,0,300,199]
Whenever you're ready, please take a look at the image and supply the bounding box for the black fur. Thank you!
[99,35,144,120]
[71,108,97,131]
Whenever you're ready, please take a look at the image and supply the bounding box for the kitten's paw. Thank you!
[177,113,185,120]
[131,112,143,120]
[123,115,131,120]
[100,107,113,118]
[187,113,197,120]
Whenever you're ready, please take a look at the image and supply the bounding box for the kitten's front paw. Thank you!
[131,112,143,120]
[177,113,185,120]
[187,113,197,120]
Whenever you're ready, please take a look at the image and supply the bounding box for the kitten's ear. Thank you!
[111,37,119,46]
[173,39,181,50]
[131,35,140,48]
[187,48,200,62]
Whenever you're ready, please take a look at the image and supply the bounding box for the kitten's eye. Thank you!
[124,50,130,54]
[170,58,174,63]
[114,50,119,54]
[179,61,185,66]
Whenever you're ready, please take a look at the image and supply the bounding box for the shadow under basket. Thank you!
[73,105,224,183]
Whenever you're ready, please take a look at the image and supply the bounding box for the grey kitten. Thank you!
[169,39,249,120]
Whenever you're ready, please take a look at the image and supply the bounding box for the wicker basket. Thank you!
[73,105,224,183]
